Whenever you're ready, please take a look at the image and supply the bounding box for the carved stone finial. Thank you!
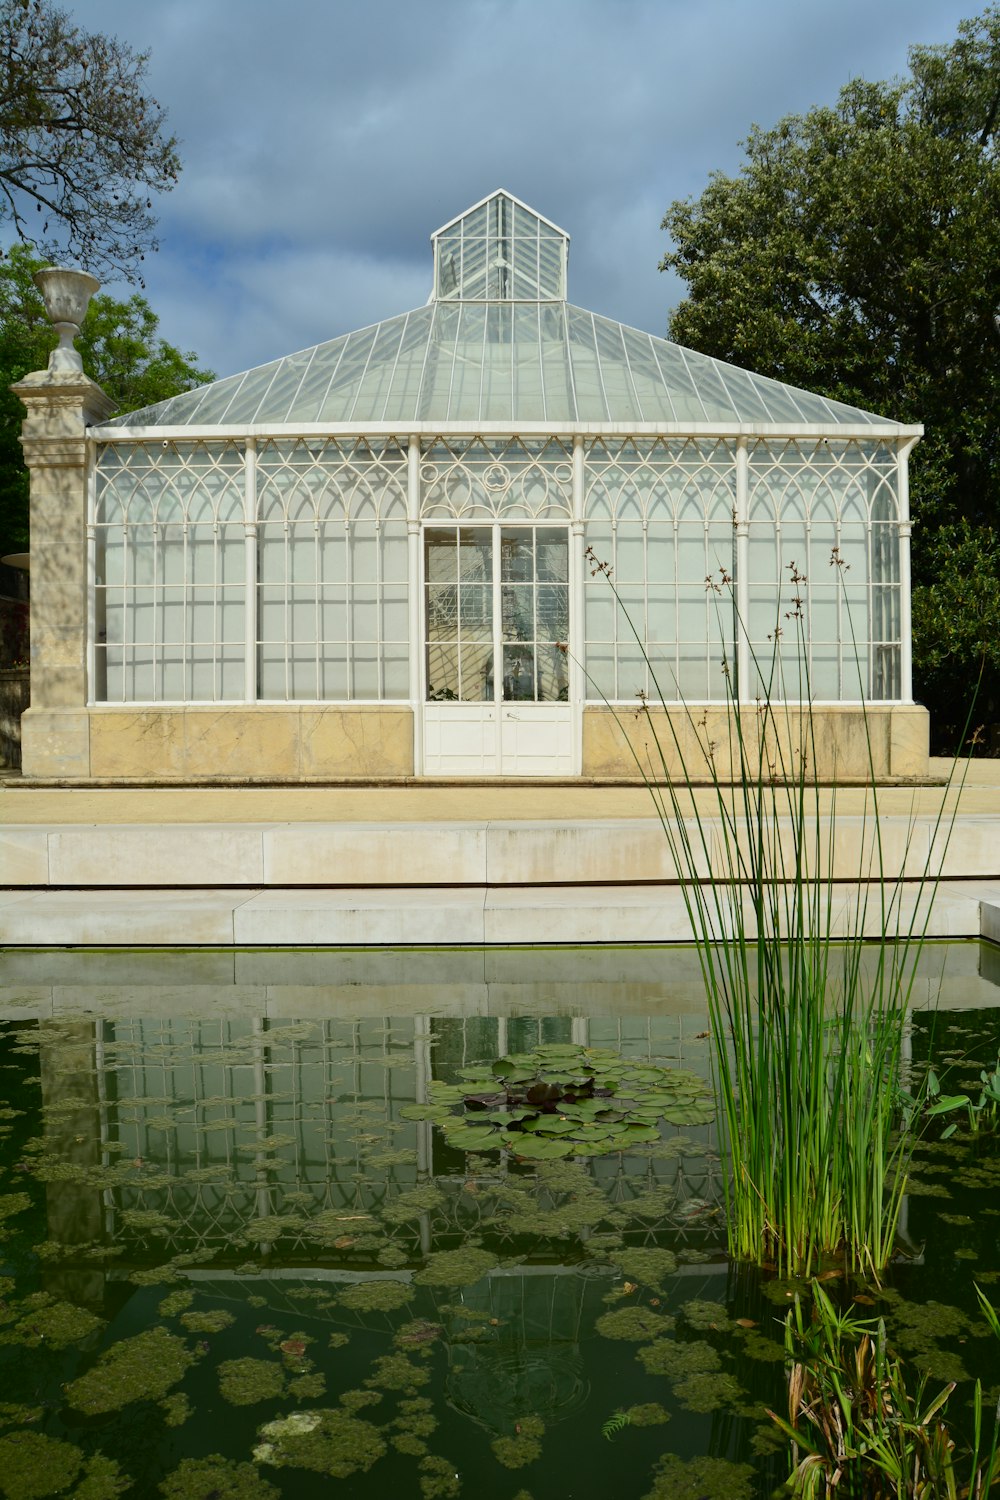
[33,267,100,373]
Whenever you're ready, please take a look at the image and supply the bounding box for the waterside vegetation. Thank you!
[588,546,966,1280]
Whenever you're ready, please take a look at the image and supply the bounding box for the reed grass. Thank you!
[588,547,962,1279]
[771,1282,1000,1498]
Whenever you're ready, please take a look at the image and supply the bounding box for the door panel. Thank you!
[422,524,575,775]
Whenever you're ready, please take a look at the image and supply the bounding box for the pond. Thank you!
[0,940,999,1500]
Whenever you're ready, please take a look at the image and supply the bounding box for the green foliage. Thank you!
[0,243,212,555]
[772,1282,1000,1497]
[590,556,946,1277]
[601,1409,631,1440]
[661,8,1000,742]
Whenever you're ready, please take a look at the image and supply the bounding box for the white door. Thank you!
[422,524,575,775]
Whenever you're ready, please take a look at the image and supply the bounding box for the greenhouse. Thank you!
[17,190,928,780]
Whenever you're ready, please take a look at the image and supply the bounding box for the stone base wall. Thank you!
[21,705,415,780]
[581,702,930,781]
[19,700,930,781]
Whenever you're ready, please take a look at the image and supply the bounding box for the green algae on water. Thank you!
[626,1402,671,1426]
[288,1372,326,1400]
[158,1291,194,1319]
[217,1357,285,1406]
[641,1453,754,1500]
[673,1371,745,1413]
[254,1409,386,1479]
[490,1417,544,1470]
[338,1279,413,1312]
[339,1389,382,1412]
[72,1452,131,1500]
[680,1299,730,1331]
[0,1294,104,1349]
[65,1327,194,1414]
[161,1392,192,1428]
[0,1431,81,1500]
[595,1305,672,1341]
[609,1248,678,1286]
[418,1454,461,1499]
[159,1455,279,1500]
[180,1308,235,1334]
[414,1248,498,1287]
[365,1352,431,1391]
[392,1432,429,1456]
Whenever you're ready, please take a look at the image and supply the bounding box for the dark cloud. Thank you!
[78,0,974,377]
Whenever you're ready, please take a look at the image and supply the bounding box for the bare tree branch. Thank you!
[0,0,179,283]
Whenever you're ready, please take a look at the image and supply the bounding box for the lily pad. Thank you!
[509,1135,575,1159]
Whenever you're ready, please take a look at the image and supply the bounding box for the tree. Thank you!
[0,0,179,283]
[660,7,1000,749]
[0,243,213,556]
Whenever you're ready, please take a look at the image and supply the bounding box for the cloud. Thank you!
[81,0,974,375]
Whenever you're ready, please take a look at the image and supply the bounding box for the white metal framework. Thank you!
[93,433,904,708]
[88,192,920,782]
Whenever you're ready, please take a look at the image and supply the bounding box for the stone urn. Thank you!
[33,267,100,372]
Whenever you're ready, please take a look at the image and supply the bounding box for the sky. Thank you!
[74,0,978,382]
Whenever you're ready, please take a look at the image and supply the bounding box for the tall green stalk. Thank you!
[589,548,960,1278]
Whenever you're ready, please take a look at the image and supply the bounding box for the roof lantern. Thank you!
[432,190,568,302]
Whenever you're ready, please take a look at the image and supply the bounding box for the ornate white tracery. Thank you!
[747,440,901,700]
[420,436,573,520]
[94,442,246,703]
[255,438,409,701]
[92,434,904,710]
[583,438,737,700]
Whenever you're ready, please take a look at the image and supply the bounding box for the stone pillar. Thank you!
[12,271,114,778]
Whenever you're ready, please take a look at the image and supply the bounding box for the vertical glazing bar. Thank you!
[85,443,97,705]
[898,438,916,702]
[244,439,257,703]
[570,437,585,767]
[735,437,750,700]
[408,436,423,773]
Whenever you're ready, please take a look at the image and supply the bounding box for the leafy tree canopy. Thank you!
[0,243,213,555]
[661,7,1000,746]
[0,0,179,283]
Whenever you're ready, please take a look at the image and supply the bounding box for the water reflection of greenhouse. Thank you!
[37,1014,724,1266]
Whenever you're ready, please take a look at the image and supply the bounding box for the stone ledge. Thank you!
[2,881,997,948]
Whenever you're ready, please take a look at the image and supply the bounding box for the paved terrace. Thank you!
[2,759,999,946]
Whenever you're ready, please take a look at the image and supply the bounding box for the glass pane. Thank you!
[460,643,493,701]
[381,648,409,698]
[459,584,492,641]
[536,531,568,581]
[537,642,570,702]
[500,527,534,582]
[503,644,535,700]
[537,584,568,641]
[320,647,348,699]
[425,530,457,582]
[458,528,492,582]
[426,583,458,640]
[501,585,534,642]
[426,643,459,701]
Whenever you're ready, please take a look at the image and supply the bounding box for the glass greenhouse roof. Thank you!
[109,192,902,432]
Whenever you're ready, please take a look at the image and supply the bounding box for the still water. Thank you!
[0,941,998,1500]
